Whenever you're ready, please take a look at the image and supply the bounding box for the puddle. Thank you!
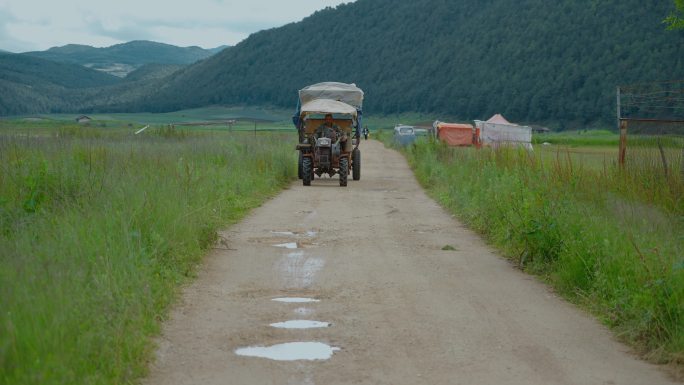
[271,231,296,236]
[270,320,331,329]
[278,251,325,288]
[272,297,320,303]
[235,342,339,361]
[306,230,318,237]
[294,307,313,316]
[274,242,299,249]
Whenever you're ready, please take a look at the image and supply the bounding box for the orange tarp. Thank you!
[437,123,474,146]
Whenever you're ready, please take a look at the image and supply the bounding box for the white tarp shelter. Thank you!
[475,114,533,150]
[299,82,364,109]
[300,99,358,117]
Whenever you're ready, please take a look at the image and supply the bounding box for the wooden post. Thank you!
[619,119,627,168]
[681,146,684,182]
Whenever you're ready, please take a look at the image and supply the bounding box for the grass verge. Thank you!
[377,132,683,373]
[0,124,296,384]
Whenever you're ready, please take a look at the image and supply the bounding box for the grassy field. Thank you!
[2,106,294,125]
[376,129,683,373]
[0,119,297,384]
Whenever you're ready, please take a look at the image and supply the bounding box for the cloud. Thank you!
[85,18,156,42]
[0,0,352,51]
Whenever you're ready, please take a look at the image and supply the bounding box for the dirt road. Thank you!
[145,140,676,385]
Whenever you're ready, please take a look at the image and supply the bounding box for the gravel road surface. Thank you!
[145,140,676,385]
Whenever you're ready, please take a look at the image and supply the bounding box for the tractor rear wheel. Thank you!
[352,148,361,181]
[339,157,348,187]
[298,152,303,179]
[302,157,312,186]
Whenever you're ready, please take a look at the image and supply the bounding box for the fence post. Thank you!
[619,119,627,168]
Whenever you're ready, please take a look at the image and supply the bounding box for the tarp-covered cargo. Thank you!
[300,99,358,117]
[299,82,364,109]
[436,122,475,146]
[475,114,532,150]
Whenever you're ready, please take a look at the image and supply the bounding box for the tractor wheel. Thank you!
[339,157,348,187]
[302,156,312,186]
[298,152,303,180]
[352,148,361,181]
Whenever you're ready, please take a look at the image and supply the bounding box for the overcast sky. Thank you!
[0,0,350,52]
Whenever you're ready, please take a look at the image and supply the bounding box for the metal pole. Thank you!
[619,120,627,168]
[616,86,621,131]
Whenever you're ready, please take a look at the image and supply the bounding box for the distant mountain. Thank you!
[0,52,122,115]
[0,52,120,89]
[22,40,218,77]
[208,45,231,55]
[124,63,185,82]
[115,0,684,127]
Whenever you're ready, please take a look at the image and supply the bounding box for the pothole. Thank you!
[270,320,331,329]
[235,342,340,361]
[272,297,320,303]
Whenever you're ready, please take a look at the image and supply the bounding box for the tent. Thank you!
[435,122,475,146]
[475,114,533,150]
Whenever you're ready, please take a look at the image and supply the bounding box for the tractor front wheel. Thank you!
[339,157,348,187]
[302,156,312,186]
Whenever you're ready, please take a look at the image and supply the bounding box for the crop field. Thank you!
[376,127,684,368]
[0,119,297,384]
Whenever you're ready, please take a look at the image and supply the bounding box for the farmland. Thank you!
[0,118,296,383]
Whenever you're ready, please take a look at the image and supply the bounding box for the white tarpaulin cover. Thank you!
[475,120,533,150]
[299,82,364,109]
[300,99,358,117]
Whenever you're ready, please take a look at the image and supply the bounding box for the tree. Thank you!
[665,0,684,29]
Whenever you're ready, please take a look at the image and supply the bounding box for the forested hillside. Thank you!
[0,53,123,115]
[1,0,683,126]
[120,0,684,127]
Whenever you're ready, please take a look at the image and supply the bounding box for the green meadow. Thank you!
[377,128,684,371]
[0,119,297,384]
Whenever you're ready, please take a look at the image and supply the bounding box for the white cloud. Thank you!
[0,0,351,51]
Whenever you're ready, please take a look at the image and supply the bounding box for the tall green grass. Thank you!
[0,128,296,384]
[378,132,683,368]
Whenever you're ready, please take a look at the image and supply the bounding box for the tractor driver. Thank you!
[315,114,340,139]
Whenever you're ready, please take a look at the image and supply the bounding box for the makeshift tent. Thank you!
[475,114,533,150]
[436,122,475,146]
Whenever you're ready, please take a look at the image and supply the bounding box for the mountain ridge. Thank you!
[22,40,226,77]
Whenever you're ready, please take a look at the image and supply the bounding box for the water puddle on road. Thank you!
[270,320,331,329]
[274,242,299,249]
[278,251,325,288]
[272,297,320,303]
[235,342,339,361]
[271,231,296,236]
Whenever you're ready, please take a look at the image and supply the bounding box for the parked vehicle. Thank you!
[393,125,416,146]
[292,82,364,186]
